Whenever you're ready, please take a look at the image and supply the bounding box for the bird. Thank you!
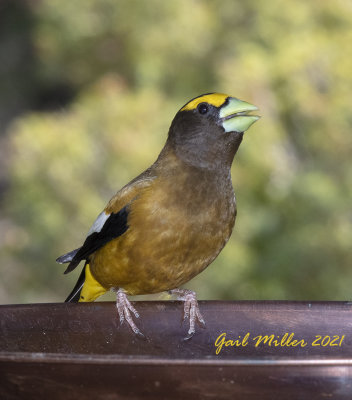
[57,93,259,338]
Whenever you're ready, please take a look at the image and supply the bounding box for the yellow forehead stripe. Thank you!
[181,93,230,112]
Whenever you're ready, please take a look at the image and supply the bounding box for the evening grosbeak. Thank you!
[57,93,260,338]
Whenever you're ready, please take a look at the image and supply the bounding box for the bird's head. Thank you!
[166,93,260,171]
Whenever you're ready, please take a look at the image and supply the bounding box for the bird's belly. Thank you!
[92,224,233,295]
[91,182,236,295]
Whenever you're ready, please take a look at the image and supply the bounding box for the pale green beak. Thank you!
[220,97,260,133]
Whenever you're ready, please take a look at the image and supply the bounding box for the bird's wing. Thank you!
[62,206,129,274]
[57,174,156,274]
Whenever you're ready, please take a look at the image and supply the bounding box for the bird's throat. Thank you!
[161,132,243,173]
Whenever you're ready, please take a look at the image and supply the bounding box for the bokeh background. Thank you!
[0,0,351,304]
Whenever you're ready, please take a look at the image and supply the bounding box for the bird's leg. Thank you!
[114,288,144,337]
[169,288,206,338]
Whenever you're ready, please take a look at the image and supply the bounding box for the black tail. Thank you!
[65,264,86,302]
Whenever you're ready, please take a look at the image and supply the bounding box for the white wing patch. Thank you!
[87,211,110,235]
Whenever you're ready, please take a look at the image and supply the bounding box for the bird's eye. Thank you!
[197,103,209,114]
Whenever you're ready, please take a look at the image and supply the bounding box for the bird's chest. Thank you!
[130,173,236,262]
[93,172,236,294]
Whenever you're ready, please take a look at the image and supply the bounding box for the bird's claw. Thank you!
[169,289,205,337]
[115,289,145,338]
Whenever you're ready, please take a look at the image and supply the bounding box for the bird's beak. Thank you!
[220,97,260,133]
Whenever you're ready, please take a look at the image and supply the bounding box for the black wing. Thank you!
[56,206,129,274]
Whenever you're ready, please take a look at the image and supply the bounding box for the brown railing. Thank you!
[1,301,352,399]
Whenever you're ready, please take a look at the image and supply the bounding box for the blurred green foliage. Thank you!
[0,0,351,303]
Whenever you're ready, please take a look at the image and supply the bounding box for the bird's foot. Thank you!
[169,288,206,339]
[115,289,144,338]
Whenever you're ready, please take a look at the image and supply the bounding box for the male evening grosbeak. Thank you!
[57,93,260,338]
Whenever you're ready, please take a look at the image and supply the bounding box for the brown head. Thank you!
[165,93,259,171]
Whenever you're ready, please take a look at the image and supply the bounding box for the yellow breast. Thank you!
[90,167,236,295]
